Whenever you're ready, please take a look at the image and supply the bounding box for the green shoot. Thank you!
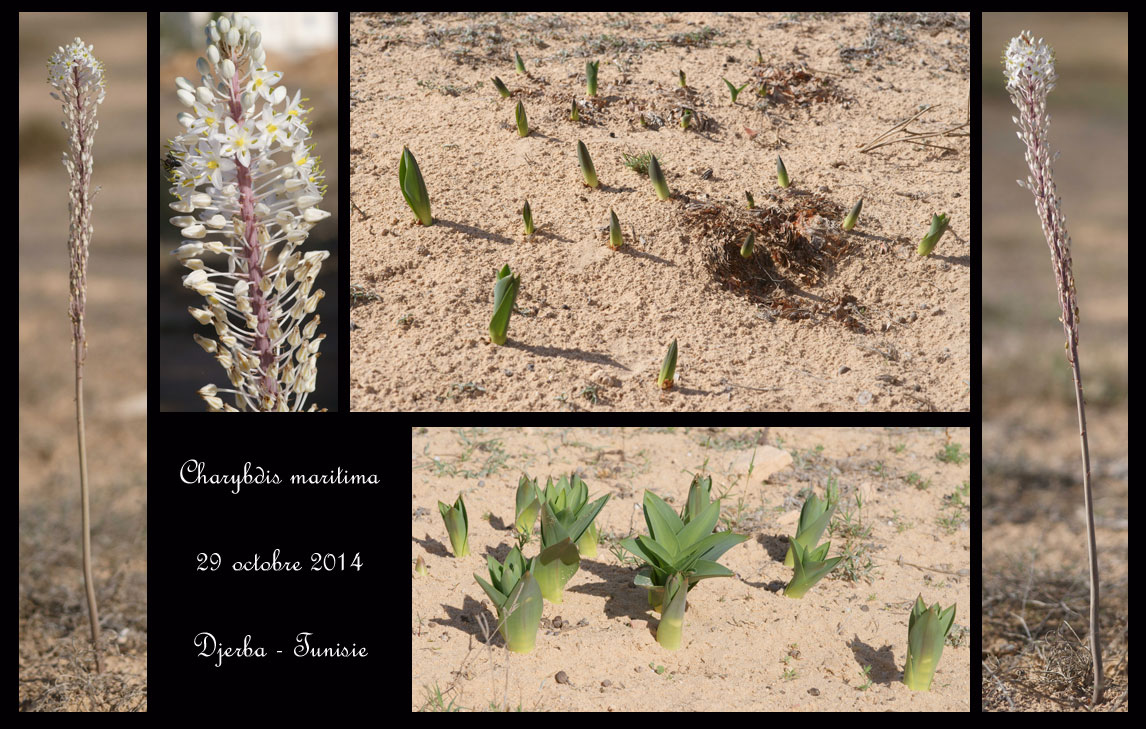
[745,190,755,209]
[522,199,534,236]
[678,69,687,88]
[783,540,843,598]
[776,155,790,189]
[903,595,956,690]
[514,50,526,75]
[515,100,529,137]
[586,59,599,96]
[756,48,764,65]
[473,546,544,653]
[784,482,838,567]
[489,264,520,345]
[608,208,624,250]
[399,146,432,226]
[622,150,654,174]
[415,554,428,576]
[723,77,749,103]
[535,479,609,603]
[842,197,863,231]
[917,213,950,256]
[570,97,580,122]
[491,76,510,98]
[740,231,755,259]
[658,338,677,390]
[648,153,670,200]
[577,140,598,188]
[515,473,542,537]
[680,108,693,130]
[437,493,469,557]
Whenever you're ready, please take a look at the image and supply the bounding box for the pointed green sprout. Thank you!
[917,212,950,256]
[586,60,599,96]
[680,108,693,130]
[657,338,677,390]
[570,97,580,121]
[678,69,686,88]
[437,493,469,557]
[784,481,838,567]
[515,100,529,137]
[756,48,764,64]
[648,153,670,201]
[576,140,598,188]
[514,50,526,75]
[776,155,790,189]
[679,474,713,525]
[903,595,956,690]
[515,473,542,536]
[534,478,609,603]
[608,209,624,250]
[740,232,756,259]
[544,473,608,559]
[723,78,749,103]
[489,264,520,345]
[842,198,863,231]
[522,199,534,235]
[399,146,432,226]
[491,76,510,98]
[783,539,843,598]
[745,190,755,209]
[621,489,748,648]
[415,554,428,576]
[473,546,544,653]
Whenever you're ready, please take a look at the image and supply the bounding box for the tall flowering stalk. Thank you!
[167,12,330,411]
[47,37,106,674]
[1004,30,1103,706]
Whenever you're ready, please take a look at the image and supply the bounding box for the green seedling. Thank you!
[842,198,863,231]
[473,546,544,653]
[903,595,956,690]
[544,472,608,559]
[577,140,598,188]
[515,473,542,536]
[515,100,529,137]
[648,154,671,200]
[723,78,749,103]
[740,232,755,259]
[415,555,428,576]
[437,493,469,557]
[522,199,534,236]
[399,146,432,226]
[745,190,755,209]
[756,48,764,64]
[776,155,790,189]
[570,98,580,122]
[657,339,677,390]
[917,213,950,256]
[491,76,510,98]
[608,209,624,250]
[535,477,609,602]
[784,481,839,567]
[514,50,526,75]
[621,488,748,649]
[586,60,599,96]
[783,539,843,598]
[678,69,687,88]
[489,264,520,345]
[680,108,693,130]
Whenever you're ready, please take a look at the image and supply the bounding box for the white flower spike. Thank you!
[167,13,330,412]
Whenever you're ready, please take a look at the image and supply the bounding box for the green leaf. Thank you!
[522,199,534,236]
[474,548,543,653]
[657,339,677,389]
[722,77,749,103]
[437,493,469,557]
[904,595,956,690]
[784,488,838,567]
[514,50,526,75]
[776,155,790,189]
[783,540,843,598]
[515,99,529,137]
[608,208,624,250]
[740,231,755,259]
[399,146,432,226]
[842,197,863,231]
[491,76,510,98]
[657,572,688,650]
[489,264,520,345]
[648,154,671,201]
[917,213,950,256]
[534,537,580,603]
[577,140,598,188]
[586,59,599,96]
[515,473,541,535]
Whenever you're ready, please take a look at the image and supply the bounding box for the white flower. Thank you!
[1003,30,1057,94]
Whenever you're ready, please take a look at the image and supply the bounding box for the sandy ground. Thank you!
[353,13,970,411]
[412,427,970,711]
[982,14,1128,711]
